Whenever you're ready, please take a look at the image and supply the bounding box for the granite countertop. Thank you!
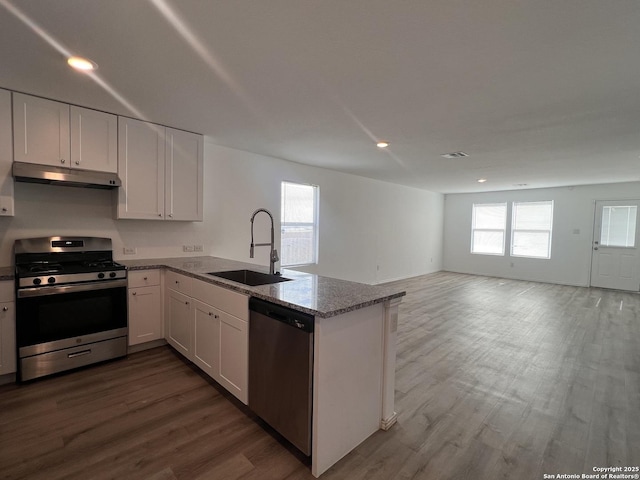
[121,256,405,318]
[0,266,14,281]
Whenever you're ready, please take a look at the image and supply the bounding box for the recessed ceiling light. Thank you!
[67,56,98,72]
[441,151,468,159]
[376,141,389,148]
[477,178,487,183]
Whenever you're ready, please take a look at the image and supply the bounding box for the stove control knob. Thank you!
[98,273,105,279]
[33,278,42,285]
[47,277,56,284]
[109,272,117,278]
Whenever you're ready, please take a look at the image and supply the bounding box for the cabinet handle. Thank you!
[143,277,148,281]
[158,214,162,217]
[1,208,6,212]
[208,312,213,316]
[2,307,7,312]
[75,160,80,165]
[132,292,137,296]
[168,214,173,218]
[60,159,66,164]
[185,301,189,305]
[175,280,179,284]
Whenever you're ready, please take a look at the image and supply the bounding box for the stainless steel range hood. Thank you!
[12,162,121,189]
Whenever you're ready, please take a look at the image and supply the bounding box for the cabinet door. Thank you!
[165,289,192,358]
[13,93,70,168]
[0,89,14,217]
[218,311,248,404]
[70,106,117,173]
[117,117,165,219]
[165,128,203,221]
[0,302,16,375]
[192,299,220,379]
[128,285,162,346]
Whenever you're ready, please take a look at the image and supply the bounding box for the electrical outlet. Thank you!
[123,247,136,255]
[193,245,204,253]
[183,245,194,253]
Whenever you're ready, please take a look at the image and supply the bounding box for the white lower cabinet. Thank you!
[192,299,220,378]
[128,270,163,346]
[218,310,248,402]
[0,281,16,375]
[166,289,193,358]
[164,273,248,404]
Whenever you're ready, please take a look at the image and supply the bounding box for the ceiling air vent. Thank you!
[440,151,469,159]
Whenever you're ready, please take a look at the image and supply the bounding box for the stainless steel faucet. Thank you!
[250,208,279,275]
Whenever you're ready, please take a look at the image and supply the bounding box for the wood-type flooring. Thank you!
[1,272,639,479]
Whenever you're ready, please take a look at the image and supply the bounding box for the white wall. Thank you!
[0,139,444,285]
[0,182,213,264]
[443,182,640,286]
[206,141,444,284]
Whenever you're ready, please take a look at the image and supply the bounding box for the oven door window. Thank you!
[17,286,127,347]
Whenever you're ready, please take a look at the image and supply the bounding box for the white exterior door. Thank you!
[590,200,640,291]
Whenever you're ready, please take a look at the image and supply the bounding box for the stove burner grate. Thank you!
[28,263,63,274]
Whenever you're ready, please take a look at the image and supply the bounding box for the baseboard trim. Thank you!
[380,412,398,431]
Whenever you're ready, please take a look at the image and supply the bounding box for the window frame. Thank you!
[470,202,507,256]
[280,181,319,267]
[510,200,554,259]
[600,205,637,248]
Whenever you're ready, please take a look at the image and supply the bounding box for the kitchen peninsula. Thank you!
[122,256,405,477]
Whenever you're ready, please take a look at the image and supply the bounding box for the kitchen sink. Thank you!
[207,269,292,286]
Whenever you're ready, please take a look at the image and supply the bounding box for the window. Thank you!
[281,181,319,266]
[511,201,553,259]
[471,203,507,255]
[600,205,637,247]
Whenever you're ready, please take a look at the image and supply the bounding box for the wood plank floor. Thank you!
[1,271,639,479]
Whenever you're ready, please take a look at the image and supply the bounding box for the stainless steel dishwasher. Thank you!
[249,297,314,456]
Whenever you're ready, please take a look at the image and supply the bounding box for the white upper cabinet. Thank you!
[13,93,70,167]
[0,89,14,216]
[117,117,165,219]
[70,106,117,173]
[117,117,203,221]
[165,127,204,221]
[12,93,116,173]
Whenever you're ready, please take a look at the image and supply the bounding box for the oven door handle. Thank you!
[17,279,128,298]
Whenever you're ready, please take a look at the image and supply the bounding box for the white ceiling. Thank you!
[1,0,639,194]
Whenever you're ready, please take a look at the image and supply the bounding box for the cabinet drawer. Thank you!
[128,269,161,288]
[165,270,192,296]
[192,279,248,321]
[0,281,13,303]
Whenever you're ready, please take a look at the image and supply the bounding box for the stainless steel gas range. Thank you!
[14,236,128,381]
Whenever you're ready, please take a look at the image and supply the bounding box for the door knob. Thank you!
[594,247,599,250]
